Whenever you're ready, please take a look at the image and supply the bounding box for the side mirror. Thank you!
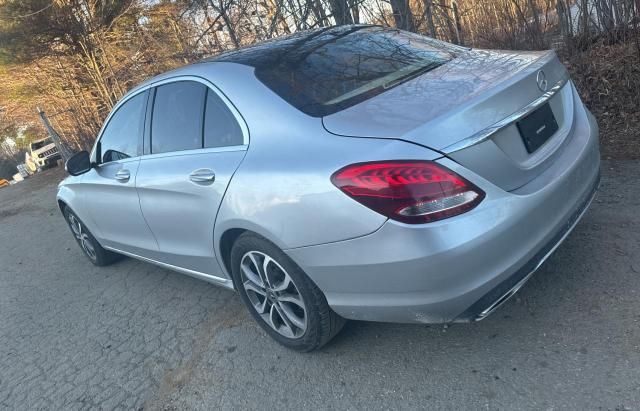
[65,151,92,176]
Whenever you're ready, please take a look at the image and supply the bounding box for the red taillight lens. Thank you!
[331,161,485,224]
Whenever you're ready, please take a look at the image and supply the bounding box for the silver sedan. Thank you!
[58,25,600,351]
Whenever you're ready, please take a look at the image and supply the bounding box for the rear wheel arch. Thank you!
[219,228,247,286]
[219,228,324,292]
[216,221,290,282]
[218,228,315,291]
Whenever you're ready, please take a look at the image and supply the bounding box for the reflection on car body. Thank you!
[58,25,600,351]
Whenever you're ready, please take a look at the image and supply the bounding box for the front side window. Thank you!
[151,81,206,154]
[99,91,147,163]
[204,90,244,148]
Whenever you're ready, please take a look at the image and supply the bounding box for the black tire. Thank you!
[231,233,345,352]
[63,206,122,266]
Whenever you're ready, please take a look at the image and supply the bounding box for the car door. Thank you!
[82,90,160,256]
[136,78,248,276]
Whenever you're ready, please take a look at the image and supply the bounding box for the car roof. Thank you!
[202,24,382,69]
[121,25,383,102]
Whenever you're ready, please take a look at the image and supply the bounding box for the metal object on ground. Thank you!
[37,108,75,163]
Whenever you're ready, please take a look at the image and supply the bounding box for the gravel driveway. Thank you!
[1,162,639,410]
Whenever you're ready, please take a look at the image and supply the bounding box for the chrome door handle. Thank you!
[189,168,216,183]
[114,169,130,182]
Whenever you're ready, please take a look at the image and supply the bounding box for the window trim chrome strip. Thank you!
[139,144,247,161]
[442,73,571,154]
[91,74,249,164]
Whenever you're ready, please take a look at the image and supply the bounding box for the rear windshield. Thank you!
[235,27,458,117]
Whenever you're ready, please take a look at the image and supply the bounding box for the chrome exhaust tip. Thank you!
[475,270,535,321]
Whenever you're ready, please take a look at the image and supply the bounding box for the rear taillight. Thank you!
[331,161,485,224]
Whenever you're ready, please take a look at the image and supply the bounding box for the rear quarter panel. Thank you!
[214,112,440,270]
[215,134,444,251]
[211,65,444,261]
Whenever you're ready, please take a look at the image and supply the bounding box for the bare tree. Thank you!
[328,0,354,24]
[389,0,416,31]
[423,0,437,36]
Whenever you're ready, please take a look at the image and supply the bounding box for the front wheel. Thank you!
[231,233,345,351]
[63,207,121,266]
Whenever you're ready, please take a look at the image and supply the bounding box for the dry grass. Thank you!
[563,40,640,159]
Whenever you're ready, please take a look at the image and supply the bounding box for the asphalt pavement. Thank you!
[1,162,638,410]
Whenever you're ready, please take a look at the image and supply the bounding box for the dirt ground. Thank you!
[1,162,639,410]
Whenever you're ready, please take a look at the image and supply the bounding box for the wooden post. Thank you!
[36,108,75,163]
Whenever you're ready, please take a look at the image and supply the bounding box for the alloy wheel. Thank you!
[240,251,307,338]
[68,213,97,261]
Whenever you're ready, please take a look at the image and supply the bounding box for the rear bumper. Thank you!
[286,106,601,324]
[454,173,598,322]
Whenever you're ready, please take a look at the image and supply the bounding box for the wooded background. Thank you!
[0,0,638,176]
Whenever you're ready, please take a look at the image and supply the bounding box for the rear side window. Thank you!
[204,90,244,148]
[151,81,206,154]
[100,91,148,163]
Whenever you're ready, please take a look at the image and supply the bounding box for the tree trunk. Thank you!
[580,0,590,35]
[209,0,241,49]
[221,11,240,48]
[527,0,541,45]
[423,0,437,37]
[311,0,329,26]
[451,0,463,44]
[349,0,360,24]
[634,0,640,60]
[328,0,354,25]
[557,0,569,40]
[439,0,458,43]
[389,0,416,31]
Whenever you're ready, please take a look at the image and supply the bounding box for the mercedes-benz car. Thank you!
[58,25,600,351]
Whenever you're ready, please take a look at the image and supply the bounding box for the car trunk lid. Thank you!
[322,49,575,191]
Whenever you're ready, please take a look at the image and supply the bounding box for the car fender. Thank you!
[57,175,102,239]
